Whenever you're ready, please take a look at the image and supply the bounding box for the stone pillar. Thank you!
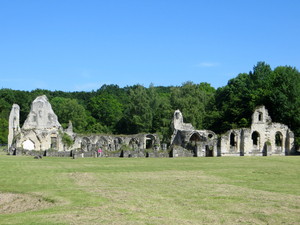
[8,104,20,150]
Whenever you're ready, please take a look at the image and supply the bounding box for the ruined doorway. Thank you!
[275,132,283,151]
[205,145,213,157]
[146,134,155,149]
[230,133,235,148]
[252,131,260,149]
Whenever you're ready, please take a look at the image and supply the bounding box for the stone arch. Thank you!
[96,136,108,150]
[188,132,203,143]
[129,138,139,150]
[81,137,91,151]
[114,137,123,144]
[113,137,123,151]
[275,131,283,150]
[252,131,260,149]
[22,139,35,150]
[146,134,156,149]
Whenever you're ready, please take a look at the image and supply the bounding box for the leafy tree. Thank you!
[170,82,209,130]
[88,93,123,131]
[270,66,300,145]
[51,97,87,133]
[122,85,154,134]
[0,117,8,144]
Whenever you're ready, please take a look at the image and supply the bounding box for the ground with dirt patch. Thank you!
[0,192,57,214]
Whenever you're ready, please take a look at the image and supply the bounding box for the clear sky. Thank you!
[1,0,299,92]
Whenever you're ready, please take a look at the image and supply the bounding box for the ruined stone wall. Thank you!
[220,106,294,156]
[8,96,295,158]
[170,110,218,157]
[8,104,20,149]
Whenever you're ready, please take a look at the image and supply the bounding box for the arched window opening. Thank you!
[230,133,235,147]
[114,138,122,151]
[252,131,260,146]
[208,134,213,139]
[190,133,201,143]
[275,132,282,147]
[81,137,91,151]
[23,139,35,150]
[129,138,138,150]
[258,112,263,121]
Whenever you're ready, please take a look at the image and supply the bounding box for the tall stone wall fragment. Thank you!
[8,104,20,149]
[22,95,61,130]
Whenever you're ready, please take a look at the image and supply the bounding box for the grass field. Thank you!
[1,153,300,224]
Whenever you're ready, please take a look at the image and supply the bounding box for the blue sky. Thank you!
[0,0,299,92]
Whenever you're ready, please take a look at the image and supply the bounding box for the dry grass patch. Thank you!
[0,192,58,214]
[50,170,300,224]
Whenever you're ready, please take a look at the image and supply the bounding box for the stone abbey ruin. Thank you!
[8,95,295,157]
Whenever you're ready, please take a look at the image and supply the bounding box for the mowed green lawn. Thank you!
[1,154,300,224]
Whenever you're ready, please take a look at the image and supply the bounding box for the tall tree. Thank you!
[270,66,300,145]
[88,93,123,131]
[51,97,87,133]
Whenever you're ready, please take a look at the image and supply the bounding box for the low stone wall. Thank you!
[45,150,72,157]
[170,146,194,157]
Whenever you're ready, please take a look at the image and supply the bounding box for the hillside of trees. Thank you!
[1,62,300,147]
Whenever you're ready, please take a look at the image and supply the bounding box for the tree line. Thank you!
[1,62,300,147]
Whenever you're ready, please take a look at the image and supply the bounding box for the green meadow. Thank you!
[1,153,300,224]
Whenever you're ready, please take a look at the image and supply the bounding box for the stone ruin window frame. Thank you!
[189,132,202,144]
[258,112,263,122]
[50,136,57,150]
[275,131,283,150]
[208,133,213,139]
[251,131,260,149]
[230,132,236,148]
[22,139,35,150]
[146,134,156,150]
[129,138,139,150]
[81,137,91,151]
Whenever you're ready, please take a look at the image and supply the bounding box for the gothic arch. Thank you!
[22,139,35,150]
[81,137,91,151]
[252,131,260,149]
[275,131,283,150]
[188,132,203,143]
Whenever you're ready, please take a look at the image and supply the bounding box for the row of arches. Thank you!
[229,131,283,148]
[80,134,156,152]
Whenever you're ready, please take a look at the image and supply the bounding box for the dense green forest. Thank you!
[1,62,300,147]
